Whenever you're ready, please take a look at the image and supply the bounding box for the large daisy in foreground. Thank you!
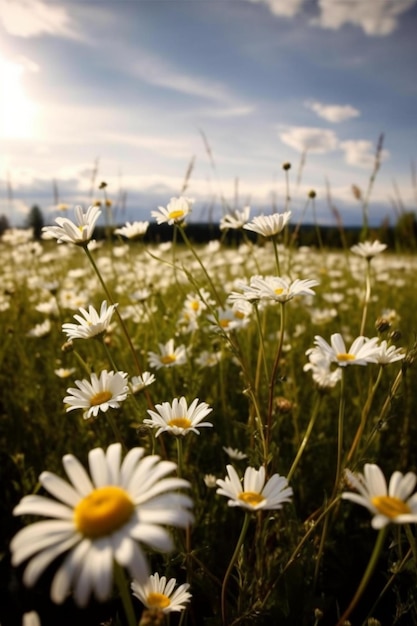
[342,463,417,529]
[11,443,193,607]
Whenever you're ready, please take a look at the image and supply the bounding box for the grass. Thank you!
[1,213,417,626]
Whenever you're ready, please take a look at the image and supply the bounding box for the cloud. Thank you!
[279,126,339,153]
[244,0,305,17]
[305,100,360,123]
[0,0,78,38]
[314,0,417,36]
[340,140,390,168]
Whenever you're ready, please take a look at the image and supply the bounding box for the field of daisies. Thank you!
[1,196,417,626]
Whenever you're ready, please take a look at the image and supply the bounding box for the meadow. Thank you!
[1,195,417,626]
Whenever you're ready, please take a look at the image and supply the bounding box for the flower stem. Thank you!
[359,258,372,336]
[266,302,286,451]
[335,526,388,626]
[287,392,322,483]
[114,562,137,626]
[221,513,251,626]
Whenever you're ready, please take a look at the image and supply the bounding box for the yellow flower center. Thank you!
[168,417,192,429]
[238,491,265,507]
[160,354,176,365]
[147,592,171,609]
[336,353,355,362]
[234,311,245,320]
[371,495,411,519]
[168,209,185,220]
[74,485,134,538]
[190,300,200,312]
[219,319,230,328]
[90,390,113,406]
[274,288,284,295]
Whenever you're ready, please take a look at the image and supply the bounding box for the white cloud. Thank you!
[197,105,255,119]
[279,126,339,153]
[340,140,390,168]
[0,0,78,38]
[245,0,305,17]
[314,0,417,36]
[305,100,360,123]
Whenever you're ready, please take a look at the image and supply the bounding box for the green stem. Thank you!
[271,236,281,276]
[359,259,372,336]
[221,513,251,626]
[333,368,346,498]
[335,526,388,626]
[287,393,322,483]
[114,562,137,626]
[176,436,184,478]
[266,302,286,451]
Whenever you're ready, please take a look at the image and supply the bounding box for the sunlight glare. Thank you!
[0,54,37,139]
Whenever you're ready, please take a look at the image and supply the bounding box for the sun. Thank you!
[0,54,38,140]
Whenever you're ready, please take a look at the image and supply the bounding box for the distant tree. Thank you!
[26,205,44,240]
[0,214,10,236]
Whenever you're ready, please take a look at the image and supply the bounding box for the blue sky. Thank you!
[1,0,417,227]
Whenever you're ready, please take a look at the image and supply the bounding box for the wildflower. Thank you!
[350,240,387,259]
[54,367,76,379]
[195,350,222,368]
[216,465,293,511]
[148,339,187,370]
[204,474,218,488]
[130,372,156,394]
[342,463,417,529]
[223,447,247,460]
[144,397,213,437]
[10,443,193,606]
[62,301,117,341]
[219,206,250,230]
[243,211,291,237]
[64,370,129,420]
[26,319,51,338]
[42,205,101,246]
[206,306,251,333]
[304,347,342,389]
[230,275,318,304]
[375,340,405,365]
[151,197,193,225]
[131,572,191,613]
[312,333,380,367]
[114,221,149,239]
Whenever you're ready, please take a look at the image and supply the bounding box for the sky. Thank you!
[0,0,417,228]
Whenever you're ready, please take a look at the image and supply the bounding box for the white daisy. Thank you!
[42,205,101,246]
[11,443,193,606]
[131,572,191,613]
[230,275,318,304]
[151,197,194,225]
[144,397,213,437]
[148,339,187,370]
[342,464,417,529]
[223,447,247,461]
[62,301,117,341]
[114,221,149,239]
[22,612,41,626]
[243,211,291,237]
[375,340,405,365]
[64,370,129,420]
[26,319,51,338]
[216,465,293,511]
[219,206,250,230]
[312,333,380,367]
[130,372,156,394]
[350,240,387,259]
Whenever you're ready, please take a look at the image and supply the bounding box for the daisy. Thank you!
[26,319,51,338]
[312,333,380,367]
[304,347,342,389]
[206,306,251,333]
[54,367,76,379]
[243,211,291,237]
[42,205,101,246]
[350,240,387,259]
[130,372,156,394]
[375,340,405,365]
[62,301,117,341]
[342,464,417,529]
[10,443,193,607]
[131,572,191,613]
[223,447,247,461]
[114,221,149,239]
[216,465,293,511]
[64,370,129,420]
[151,197,194,225]
[230,275,319,304]
[219,206,250,231]
[23,612,41,626]
[148,339,187,370]
[144,397,213,437]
